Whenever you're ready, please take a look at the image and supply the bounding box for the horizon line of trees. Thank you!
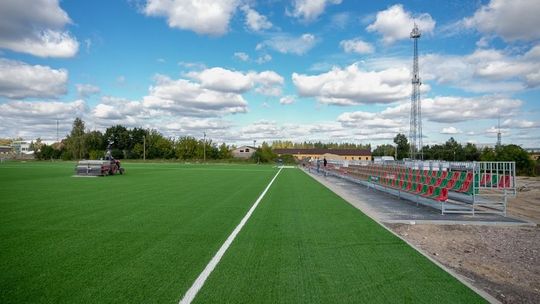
[8,118,538,175]
[34,118,234,161]
[271,140,370,150]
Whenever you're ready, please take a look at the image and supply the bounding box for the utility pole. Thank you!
[409,23,423,160]
[203,132,206,163]
[143,135,146,161]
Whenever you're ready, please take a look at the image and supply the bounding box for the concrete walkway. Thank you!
[305,169,535,226]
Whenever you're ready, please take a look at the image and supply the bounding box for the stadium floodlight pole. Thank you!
[143,135,146,161]
[203,132,206,163]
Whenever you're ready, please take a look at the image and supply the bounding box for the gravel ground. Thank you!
[387,223,540,304]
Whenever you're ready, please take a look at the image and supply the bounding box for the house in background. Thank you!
[231,146,257,159]
[273,148,372,161]
[11,140,33,155]
[0,145,13,156]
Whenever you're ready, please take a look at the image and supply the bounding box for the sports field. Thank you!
[0,162,486,303]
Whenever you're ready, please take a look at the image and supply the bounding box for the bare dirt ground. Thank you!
[508,176,540,224]
[387,177,540,304]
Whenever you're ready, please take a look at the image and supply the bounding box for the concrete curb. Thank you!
[382,219,537,226]
[303,169,502,304]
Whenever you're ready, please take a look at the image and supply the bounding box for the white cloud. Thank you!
[423,45,540,91]
[501,119,539,129]
[0,0,78,57]
[0,58,68,99]
[234,52,250,61]
[144,0,240,36]
[143,74,248,117]
[241,5,272,32]
[187,67,253,93]
[292,63,411,105]
[338,111,402,128]
[279,95,296,105]
[223,120,352,143]
[366,4,435,44]
[382,95,523,123]
[252,71,284,96]
[91,96,149,128]
[340,38,374,54]
[186,67,284,96]
[0,100,86,139]
[462,0,540,42]
[332,94,528,143]
[256,54,272,64]
[441,127,462,134]
[76,84,101,98]
[256,33,317,55]
[165,118,232,132]
[288,0,342,22]
[329,12,350,29]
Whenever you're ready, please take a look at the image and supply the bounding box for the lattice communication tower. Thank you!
[409,24,423,160]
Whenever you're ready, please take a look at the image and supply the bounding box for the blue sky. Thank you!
[0,0,539,148]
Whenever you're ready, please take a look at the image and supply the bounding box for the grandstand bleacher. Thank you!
[308,160,516,215]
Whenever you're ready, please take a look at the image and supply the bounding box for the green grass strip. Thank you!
[0,162,277,304]
[193,168,486,303]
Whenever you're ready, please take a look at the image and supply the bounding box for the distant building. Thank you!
[273,148,371,161]
[231,145,257,159]
[11,141,33,155]
[0,145,13,155]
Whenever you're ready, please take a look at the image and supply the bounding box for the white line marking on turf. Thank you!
[179,167,283,304]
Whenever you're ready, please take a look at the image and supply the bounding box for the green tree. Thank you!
[129,127,148,158]
[253,142,276,163]
[480,147,497,161]
[85,130,105,159]
[443,137,464,161]
[175,136,199,160]
[496,144,535,175]
[393,133,410,160]
[463,143,480,161]
[372,144,395,157]
[218,143,232,159]
[65,117,86,159]
[104,125,130,157]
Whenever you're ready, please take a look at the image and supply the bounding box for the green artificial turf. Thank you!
[0,162,277,304]
[193,168,486,303]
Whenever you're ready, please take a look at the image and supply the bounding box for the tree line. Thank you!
[22,119,539,175]
[35,118,233,161]
[271,140,370,150]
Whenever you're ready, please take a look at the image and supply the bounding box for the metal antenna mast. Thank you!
[409,23,423,160]
[496,115,502,147]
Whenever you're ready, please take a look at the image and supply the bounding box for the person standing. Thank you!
[323,157,327,167]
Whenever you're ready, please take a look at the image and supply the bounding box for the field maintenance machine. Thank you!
[75,147,125,177]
